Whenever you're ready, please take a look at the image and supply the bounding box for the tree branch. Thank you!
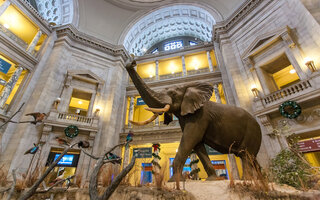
[0,103,24,129]
[81,149,101,160]
[18,142,78,200]
[101,156,136,200]
[35,175,75,193]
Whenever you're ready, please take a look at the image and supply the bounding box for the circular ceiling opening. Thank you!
[123,4,216,56]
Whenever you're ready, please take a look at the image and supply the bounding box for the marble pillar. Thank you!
[207,50,214,72]
[213,84,221,103]
[27,29,42,53]
[0,66,23,108]
[182,55,187,76]
[128,96,134,128]
[155,60,159,80]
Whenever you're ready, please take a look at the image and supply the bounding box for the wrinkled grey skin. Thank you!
[126,60,262,180]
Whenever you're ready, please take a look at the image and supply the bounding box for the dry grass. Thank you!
[0,164,9,187]
[229,150,271,199]
[75,171,83,188]
[99,165,114,187]
[154,162,167,190]
[15,165,42,192]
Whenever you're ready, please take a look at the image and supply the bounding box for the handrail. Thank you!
[263,80,312,104]
[57,113,93,125]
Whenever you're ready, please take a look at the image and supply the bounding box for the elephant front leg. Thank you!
[194,143,217,181]
[169,122,206,182]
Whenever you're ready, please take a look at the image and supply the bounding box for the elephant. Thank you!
[125,60,262,180]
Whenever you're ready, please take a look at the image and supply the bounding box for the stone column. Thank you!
[255,67,271,95]
[0,0,11,17]
[0,66,23,108]
[182,55,187,76]
[155,60,159,80]
[213,84,221,103]
[128,96,134,128]
[87,92,96,117]
[207,50,214,72]
[122,147,130,168]
[27,29,42,53]
[213,42,236,105]
[227,154,240,179]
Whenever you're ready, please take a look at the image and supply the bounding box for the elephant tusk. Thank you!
[144,104,170,113]
[129,113,159,126]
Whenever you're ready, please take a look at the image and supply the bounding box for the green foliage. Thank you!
[270,148,311,189]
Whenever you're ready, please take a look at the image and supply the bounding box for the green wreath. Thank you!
[64,125,79,138]
[279,101,301,119]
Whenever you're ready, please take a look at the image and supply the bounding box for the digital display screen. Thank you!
[54,154,74,166]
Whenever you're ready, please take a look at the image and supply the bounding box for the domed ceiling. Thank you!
[35,0,74,25]
[123,5,216,56]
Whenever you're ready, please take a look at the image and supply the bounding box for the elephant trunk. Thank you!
[126,66,171,108]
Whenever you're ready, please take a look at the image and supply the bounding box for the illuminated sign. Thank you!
[0,58,11,74]
[164,40,183,51]
[136,97,145,105]
[54,154,74,166]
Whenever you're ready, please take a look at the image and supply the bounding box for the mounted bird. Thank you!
[24,141,45,155]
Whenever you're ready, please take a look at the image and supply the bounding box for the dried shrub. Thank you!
[75,171,83,188]
[99,165,113,187]
[0,164,9,187]
[154,162,167,190]
[230,150,271,199]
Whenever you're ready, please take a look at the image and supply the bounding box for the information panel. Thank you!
[298,139,320,152]
[0,58,11,74]
[133,147,152,158]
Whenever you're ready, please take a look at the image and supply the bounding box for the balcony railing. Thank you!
[45,110,99,129]
[159,72,183,80]
[0,24,28,50]
[263,80,312,105]
[58,113,93,125]
[187,67,211,75]
[125,120,180,130]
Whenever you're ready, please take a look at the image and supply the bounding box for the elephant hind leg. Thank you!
[194,143,217,181]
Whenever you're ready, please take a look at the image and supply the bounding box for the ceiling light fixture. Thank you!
[289,69,296,74]
[78,101,83,105]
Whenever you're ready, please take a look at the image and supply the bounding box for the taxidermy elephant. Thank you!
[125,60,262,180]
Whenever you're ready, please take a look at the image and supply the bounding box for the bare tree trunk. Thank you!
[89,156,136,200]
[18,143,77,200]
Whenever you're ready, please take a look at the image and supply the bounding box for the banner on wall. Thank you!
[0,58,11,74]
[136,97,146,105]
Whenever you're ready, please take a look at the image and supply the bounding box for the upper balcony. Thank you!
[44,109,99,132]
[253,73,320,115]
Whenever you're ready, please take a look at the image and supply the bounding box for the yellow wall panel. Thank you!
[159,57,182,75]
[137,62,156,79]
[272,65,300,89]
[0,5,38,44]
[185,51,209,71]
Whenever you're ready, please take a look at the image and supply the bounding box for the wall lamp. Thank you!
[304,57,317,72]
[53,97,61,109]
[94,107,101,116]
[251,85,259,98]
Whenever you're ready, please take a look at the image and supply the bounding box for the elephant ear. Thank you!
[181,82,213,116]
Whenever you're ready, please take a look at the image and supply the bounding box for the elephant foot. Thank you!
[168,174,185,182]
[205,175,218,181]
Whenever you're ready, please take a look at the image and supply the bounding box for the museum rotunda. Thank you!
[0,0,320,196]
